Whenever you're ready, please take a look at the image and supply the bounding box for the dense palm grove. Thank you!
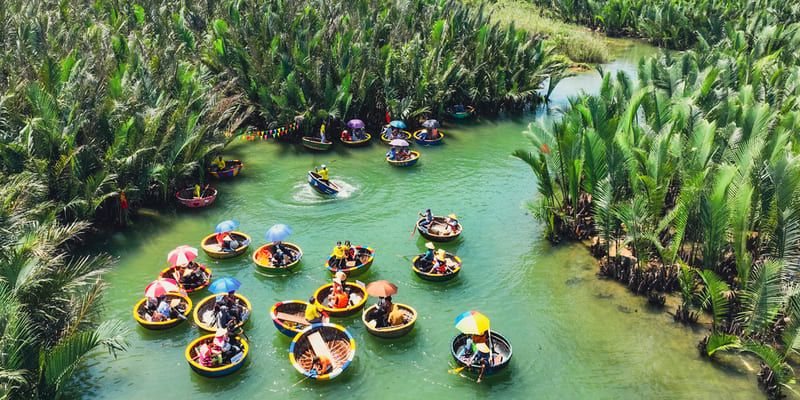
[0,0,565,398]
[515,2,800,397]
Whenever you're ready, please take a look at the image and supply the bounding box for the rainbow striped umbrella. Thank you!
[454,310,490,335]
[167,245,198,266]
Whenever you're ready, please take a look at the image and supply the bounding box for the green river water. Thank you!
[77,42,766,399]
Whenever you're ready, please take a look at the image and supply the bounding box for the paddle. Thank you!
[291,373,314,387]
[448,352,478,375]
[410,215,422,239]
[199,184,209,198]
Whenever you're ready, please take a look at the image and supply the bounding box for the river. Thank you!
[76,41,763,399]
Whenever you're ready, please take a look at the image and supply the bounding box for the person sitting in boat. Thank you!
[311,355,332,376]
[343,240,354,261]
[182,261,207,287]
[446,213,459,232]
[197,343,215,367]
[419,209,434,229]
[211,155,226,171]
[418,129,429,140]
[397,147,411,160]
[213,328,242,363]
[341,129,352,142]
[430,128,440,139]
[215,304,232,328]
[386,146,397,161]
[319,123,327,142]
[332,288,350,309]
[153,295,177,321]
[417,242,436,272]
[216,231,238,251]
[316,164,330,182]
[305,297,324,324]
[269,240,291,267]
[432,249,449,274]
[331,241,346,269]
[193,184,202,199]
[388,303,406,326]
[353,127,365,140]
[333,271,347,293]
[383,125,393,138]
[453,104,466,113]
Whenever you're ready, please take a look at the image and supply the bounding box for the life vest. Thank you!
[334,291,349,308]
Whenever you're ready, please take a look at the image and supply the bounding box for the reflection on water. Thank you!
[74,40,767,400]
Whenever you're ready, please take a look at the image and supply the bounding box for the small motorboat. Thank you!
[451,331,512,375]
[271,300,311,338]
[252,242,303,273]
[175,186,218,208]
[193,293,252,332]
[185,334,249,377]
[133,293,192,330]
[341,133,372,147]
[208,160,244,179]
[416,217,462,242]
[200,231,251,259]
[447,105,475,119]
[289,323,356,380]
[413,129,444,145]
[325,246,374,277]
[313,282,368,318]
[411,253,461,281]
[302,137,333,151]
[361,303,417,338]
[307,171,340,195]
[386,151,420,167]
[159,264,212,293]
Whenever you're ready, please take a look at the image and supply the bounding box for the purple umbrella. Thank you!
[347,119,365,129]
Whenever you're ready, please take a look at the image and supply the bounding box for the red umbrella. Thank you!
[144,278,181,298]
[366,280,398,297]
[167,245,198,266]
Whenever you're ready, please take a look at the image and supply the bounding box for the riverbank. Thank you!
[475,0,612,64]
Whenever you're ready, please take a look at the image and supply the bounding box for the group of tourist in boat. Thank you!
[364,295,406,329]
[161,261,209,291]
[193,327,245,369]
[141,294,188,323]
[386,145,415,161]
[197,290,250,332]
[165,152,511,382]
[340,126,368,142]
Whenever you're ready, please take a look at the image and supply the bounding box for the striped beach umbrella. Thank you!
[454,310,490,335]
[167,245,198,266]
[145,278,181,298]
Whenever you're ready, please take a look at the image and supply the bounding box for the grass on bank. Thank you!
[480,0,611,64]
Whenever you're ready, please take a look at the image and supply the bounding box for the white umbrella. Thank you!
[390,139,409,147]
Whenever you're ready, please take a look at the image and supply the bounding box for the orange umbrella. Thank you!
[366,280,398,297]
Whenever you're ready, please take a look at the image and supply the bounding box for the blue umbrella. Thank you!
[347,119,365,129]
[215,220,239,233]
[389,120,407,129]
[208,276,241,294]
[265,224,293,242]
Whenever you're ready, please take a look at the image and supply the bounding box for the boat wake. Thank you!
[291,179,358,204]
